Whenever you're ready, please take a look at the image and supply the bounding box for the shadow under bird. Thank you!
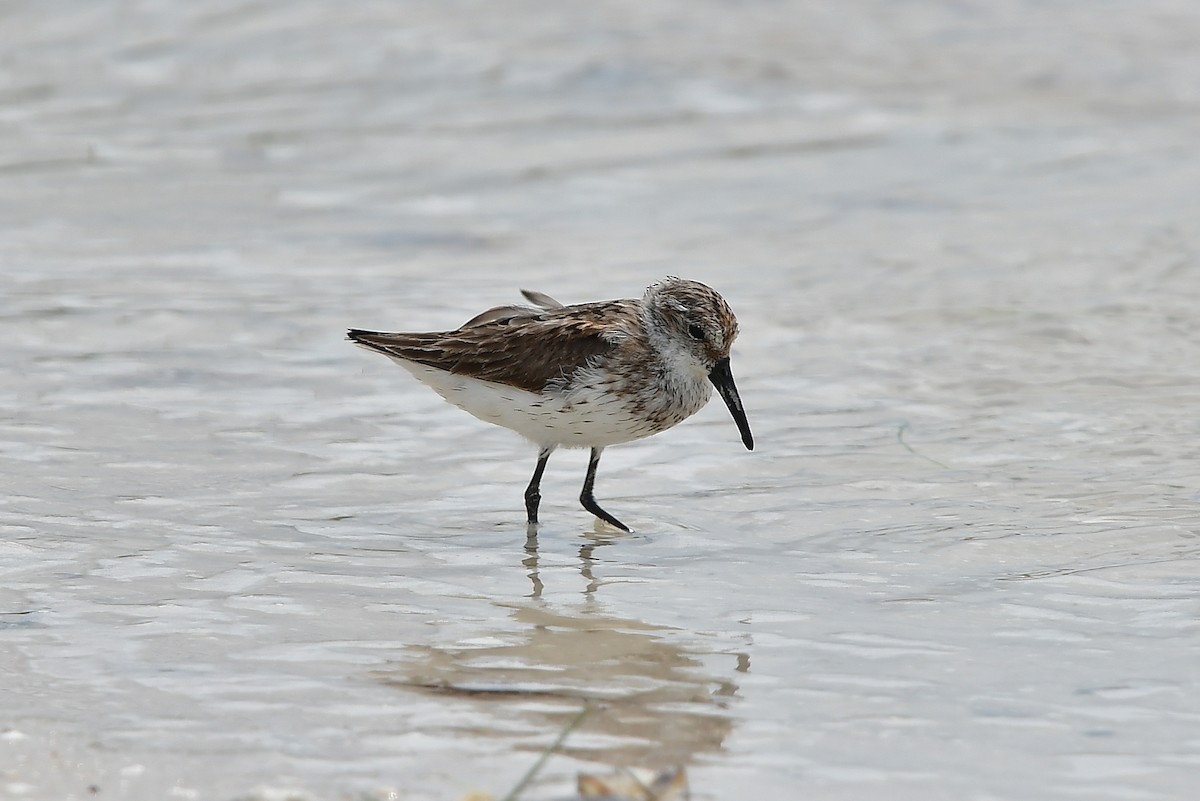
[347,277,753,531]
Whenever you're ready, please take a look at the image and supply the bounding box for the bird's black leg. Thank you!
[579,447,630,532]
[525,446,553,525]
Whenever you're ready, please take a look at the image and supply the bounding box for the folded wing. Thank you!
[348,301,633,394]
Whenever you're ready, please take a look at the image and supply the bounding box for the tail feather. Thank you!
[347,328,438,360]
[347,328,384,350]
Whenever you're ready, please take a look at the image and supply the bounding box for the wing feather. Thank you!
[348,300,637,393]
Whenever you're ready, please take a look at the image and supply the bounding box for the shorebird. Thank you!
[348,278,753,531]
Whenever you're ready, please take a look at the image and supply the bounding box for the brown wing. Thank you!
[347,300,638,393]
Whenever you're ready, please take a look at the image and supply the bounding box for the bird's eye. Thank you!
[688,323,706,341]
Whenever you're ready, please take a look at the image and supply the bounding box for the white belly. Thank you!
[392,360,682,448]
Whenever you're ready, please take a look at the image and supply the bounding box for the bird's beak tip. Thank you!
[709,357,754,453]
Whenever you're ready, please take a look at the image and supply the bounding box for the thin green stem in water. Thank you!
[500,704,592,801]
[897,422,950,469]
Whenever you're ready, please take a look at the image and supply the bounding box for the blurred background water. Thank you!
[3,2,1200,799]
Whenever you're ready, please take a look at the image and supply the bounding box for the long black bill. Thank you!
[708,357,754,451]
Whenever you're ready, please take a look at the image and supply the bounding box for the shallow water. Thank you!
[4,2,1200,799]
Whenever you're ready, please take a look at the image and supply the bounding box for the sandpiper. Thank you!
[348,278,753,531]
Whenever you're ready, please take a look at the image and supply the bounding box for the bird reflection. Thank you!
[522,528,624,600]
[376,531,745,768]
[523,530,543,598]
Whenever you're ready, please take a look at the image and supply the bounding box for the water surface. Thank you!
[3,2,1200,799]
